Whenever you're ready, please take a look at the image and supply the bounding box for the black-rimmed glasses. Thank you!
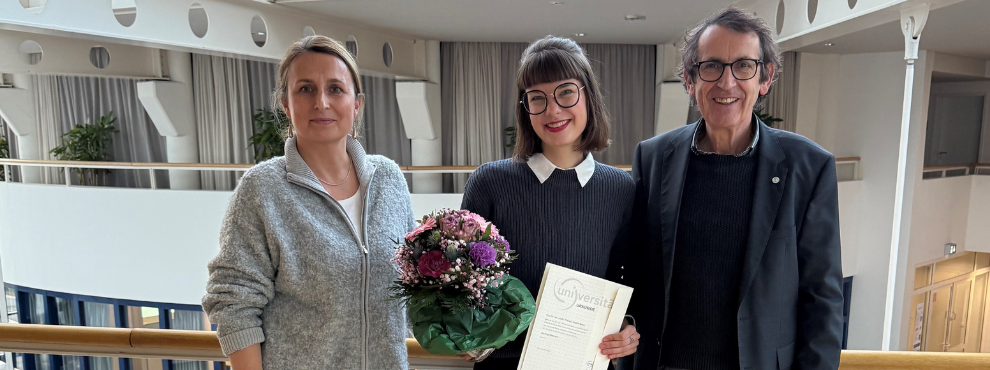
[520,82,585,115]
[693,59,763,82]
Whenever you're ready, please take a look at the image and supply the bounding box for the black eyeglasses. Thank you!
[519,82,586,115]
[693,59,763,82]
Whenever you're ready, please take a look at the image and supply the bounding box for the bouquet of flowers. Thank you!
[391,209,535,359]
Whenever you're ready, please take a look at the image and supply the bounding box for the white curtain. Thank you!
[582,43,656,164]
[246,60,278,113]
[360,75,413,164]
[441,43,525,191]
[764,51,798,132]
[192,54,255,191]
[33,74,64,184]
[54,75,169,188]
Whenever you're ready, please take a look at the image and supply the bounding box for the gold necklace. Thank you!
[316,164,351,187]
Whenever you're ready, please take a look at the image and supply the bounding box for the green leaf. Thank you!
[482,224,492,239]
[407,276,535,355]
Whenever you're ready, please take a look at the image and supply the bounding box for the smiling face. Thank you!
[523,78,588,152]
[685,25,774,132]
[281,52,362,145]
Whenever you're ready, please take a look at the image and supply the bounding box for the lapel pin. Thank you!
[772,177,780,184]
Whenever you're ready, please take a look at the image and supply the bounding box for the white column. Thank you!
[400,40,443,193]
[137,50,201,189]
[883,3,930,351]
[0,74,41,183]
[655,83,690,136]
[163,51,201,190]
[411,138,442,192]
[654,44,690,136]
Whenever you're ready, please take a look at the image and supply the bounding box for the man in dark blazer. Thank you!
[624,8,844,370]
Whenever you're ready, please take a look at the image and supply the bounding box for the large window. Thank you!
[3,284,223,370]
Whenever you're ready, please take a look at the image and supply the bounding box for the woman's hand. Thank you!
[599,323,639,359]
[229,343,263,370]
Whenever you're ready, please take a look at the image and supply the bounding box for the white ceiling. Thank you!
[274,0,739,44]
[796,0,990,60]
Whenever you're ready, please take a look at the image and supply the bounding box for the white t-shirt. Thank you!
[337,189,365,243]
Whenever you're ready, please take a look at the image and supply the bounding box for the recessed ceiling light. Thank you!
[574,33,586,37]
[625,14,646,21]
[824,42,835,46]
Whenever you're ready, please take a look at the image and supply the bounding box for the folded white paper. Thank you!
[518,263,633,370]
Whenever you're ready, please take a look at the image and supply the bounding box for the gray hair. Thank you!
[676,7,781,108]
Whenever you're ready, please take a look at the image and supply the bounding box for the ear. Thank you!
[353,93,364,118]
[280,96,290,117]
[683,69,696,98]
[759,63,776,96]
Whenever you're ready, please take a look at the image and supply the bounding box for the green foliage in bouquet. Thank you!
[409,275,535,355]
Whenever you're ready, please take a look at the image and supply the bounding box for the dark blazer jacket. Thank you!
[624,118,844,370]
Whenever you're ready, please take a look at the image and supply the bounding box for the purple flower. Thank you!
[496,236,510,251]
[469,241,497,267]
[417,251,450,278]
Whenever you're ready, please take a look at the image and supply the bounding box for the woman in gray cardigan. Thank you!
[202,35,414,370]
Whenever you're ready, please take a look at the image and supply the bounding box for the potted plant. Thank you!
[755,108,783,128]
[248,108,288,163]
[50,111,118,186]
[504,126,516,150]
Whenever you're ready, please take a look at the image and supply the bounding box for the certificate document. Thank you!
[517,263,633,370]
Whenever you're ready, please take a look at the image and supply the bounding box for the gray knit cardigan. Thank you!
[202,136,414,370]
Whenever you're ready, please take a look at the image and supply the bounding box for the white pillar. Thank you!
[0,74,41,183]
[654,44,690,136]
[655,83,690,136]
[411,138,442,192]
[399,40,443,193]
[883,3,930,351]
[163,51,201,190]
[138,50,201,189]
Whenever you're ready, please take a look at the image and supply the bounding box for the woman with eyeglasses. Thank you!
[459,35,639,369]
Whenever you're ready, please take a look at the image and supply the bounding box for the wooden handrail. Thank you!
[0,158,871,174]
[0,323,452,362]
[2,324,990,369]
[840,350,990,370]
[0,159,635,173]
[923,164,976,171]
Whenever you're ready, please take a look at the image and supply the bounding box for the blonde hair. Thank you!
[272,35,365,138]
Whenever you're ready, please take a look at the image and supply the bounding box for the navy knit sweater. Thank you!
[460,158,635,360]
[659,152,757,370]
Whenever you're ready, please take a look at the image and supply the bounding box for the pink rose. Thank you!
[417,251,450,278]
[458,218,480,240]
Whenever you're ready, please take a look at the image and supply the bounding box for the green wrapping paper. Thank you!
[409,275,535,355]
